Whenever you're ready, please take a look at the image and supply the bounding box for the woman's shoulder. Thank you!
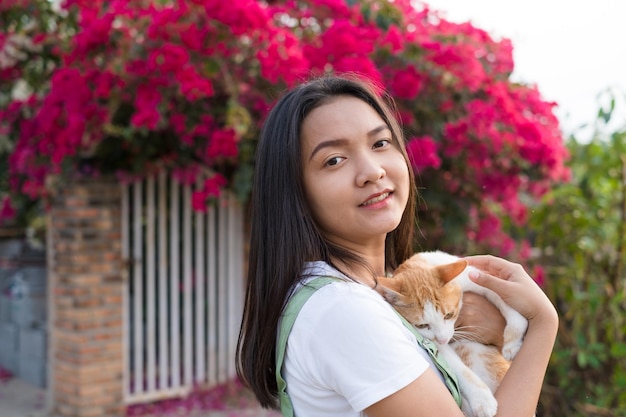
[291,261,417,348]
[299,261,381,302]
[286,263,432,412]
[295,265,401,330]
[300,260,348,281]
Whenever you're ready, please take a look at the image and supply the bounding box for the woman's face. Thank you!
[300,95,410,252]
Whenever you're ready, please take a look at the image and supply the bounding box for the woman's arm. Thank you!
[465,255,559,417]
[365,255,557,417]
[365,368,465,417]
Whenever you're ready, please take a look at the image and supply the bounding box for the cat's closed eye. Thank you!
[415,323,430,330]
[444,312,455,320]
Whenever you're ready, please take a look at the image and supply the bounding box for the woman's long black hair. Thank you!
[235,74,418,408]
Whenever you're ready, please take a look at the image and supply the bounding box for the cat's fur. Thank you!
[376,251,528,417]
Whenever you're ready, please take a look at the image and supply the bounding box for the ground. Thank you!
[0,374,280,417]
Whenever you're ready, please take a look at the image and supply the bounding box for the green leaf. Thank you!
[611,343,626,358]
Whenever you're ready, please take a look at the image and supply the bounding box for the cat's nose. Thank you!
[435,336,450,345]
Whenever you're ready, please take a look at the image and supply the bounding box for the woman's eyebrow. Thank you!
[367,124,391,138]
[309,139,348,161]
[308,124,390,161]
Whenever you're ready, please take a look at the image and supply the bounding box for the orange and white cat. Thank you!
[376,251,529,417]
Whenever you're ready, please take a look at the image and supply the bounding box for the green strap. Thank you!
[276,277,462,417]
[276,277,339,417]
[392,309,463,407]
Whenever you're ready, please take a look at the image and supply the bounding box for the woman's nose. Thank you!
[356,155,386,186]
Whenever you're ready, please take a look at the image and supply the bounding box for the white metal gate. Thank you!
[121,172,244,404]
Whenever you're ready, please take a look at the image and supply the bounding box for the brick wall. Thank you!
[48,178,125,417]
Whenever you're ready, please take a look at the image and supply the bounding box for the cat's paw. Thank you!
[502,332,523,360]
[502,313,528,360]
[461,389,498,417]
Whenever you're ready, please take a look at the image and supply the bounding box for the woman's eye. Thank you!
[373,139,391,149]
[325,156,344,166]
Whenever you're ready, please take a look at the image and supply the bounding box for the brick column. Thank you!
[48,178,125,417]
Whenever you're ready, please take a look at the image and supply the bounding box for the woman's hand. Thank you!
[463,255,558,325]
[456,292,505,349]
[462,255,558,417]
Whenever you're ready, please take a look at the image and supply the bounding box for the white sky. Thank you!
[422,0,626,141]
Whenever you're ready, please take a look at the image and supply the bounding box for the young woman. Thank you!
[236,75,558,417]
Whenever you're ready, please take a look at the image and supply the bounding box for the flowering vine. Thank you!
[0,0,570,256]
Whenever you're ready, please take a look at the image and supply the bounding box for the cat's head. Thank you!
[376,255,466,345]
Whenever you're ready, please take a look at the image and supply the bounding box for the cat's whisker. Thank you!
[455,324,492,332]
[452,332,479,343]
[455,324,501,336]
[453,326,502,344]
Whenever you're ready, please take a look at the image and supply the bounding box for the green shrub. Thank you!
[528,97,626,416]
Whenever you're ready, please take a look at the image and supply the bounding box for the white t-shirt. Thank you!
[283,261,441,416]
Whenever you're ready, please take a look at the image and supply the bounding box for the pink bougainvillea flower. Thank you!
[172,165,201,186]
[192,190,208,212]
[257,29,308,85]
[0,0,571,258]
[179,23,207,51]
[169,113,188,137]
[313,0,354,16]
[322,19,378,56]
[206,128,238,160]
[131,85,162,129]
[532,265,546,287]
[71,9,114,57]
[390,66,424,100]
[191,173,228,212]
[203,0,269,36]
[186,115,214,146]
[396,108,415,126]
[131,108,160,130]
[333,55,382,86]
[177,65,215,100]
[0,197,16,223]
[381,25,404,53]
[204,173,227,197]
[148,43,190,74]
[92,70,121,99]
[406,136,441,171]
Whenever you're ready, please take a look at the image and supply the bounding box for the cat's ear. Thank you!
[377,276,403,292]
[436,260,468,284]
[376,277,412,307]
